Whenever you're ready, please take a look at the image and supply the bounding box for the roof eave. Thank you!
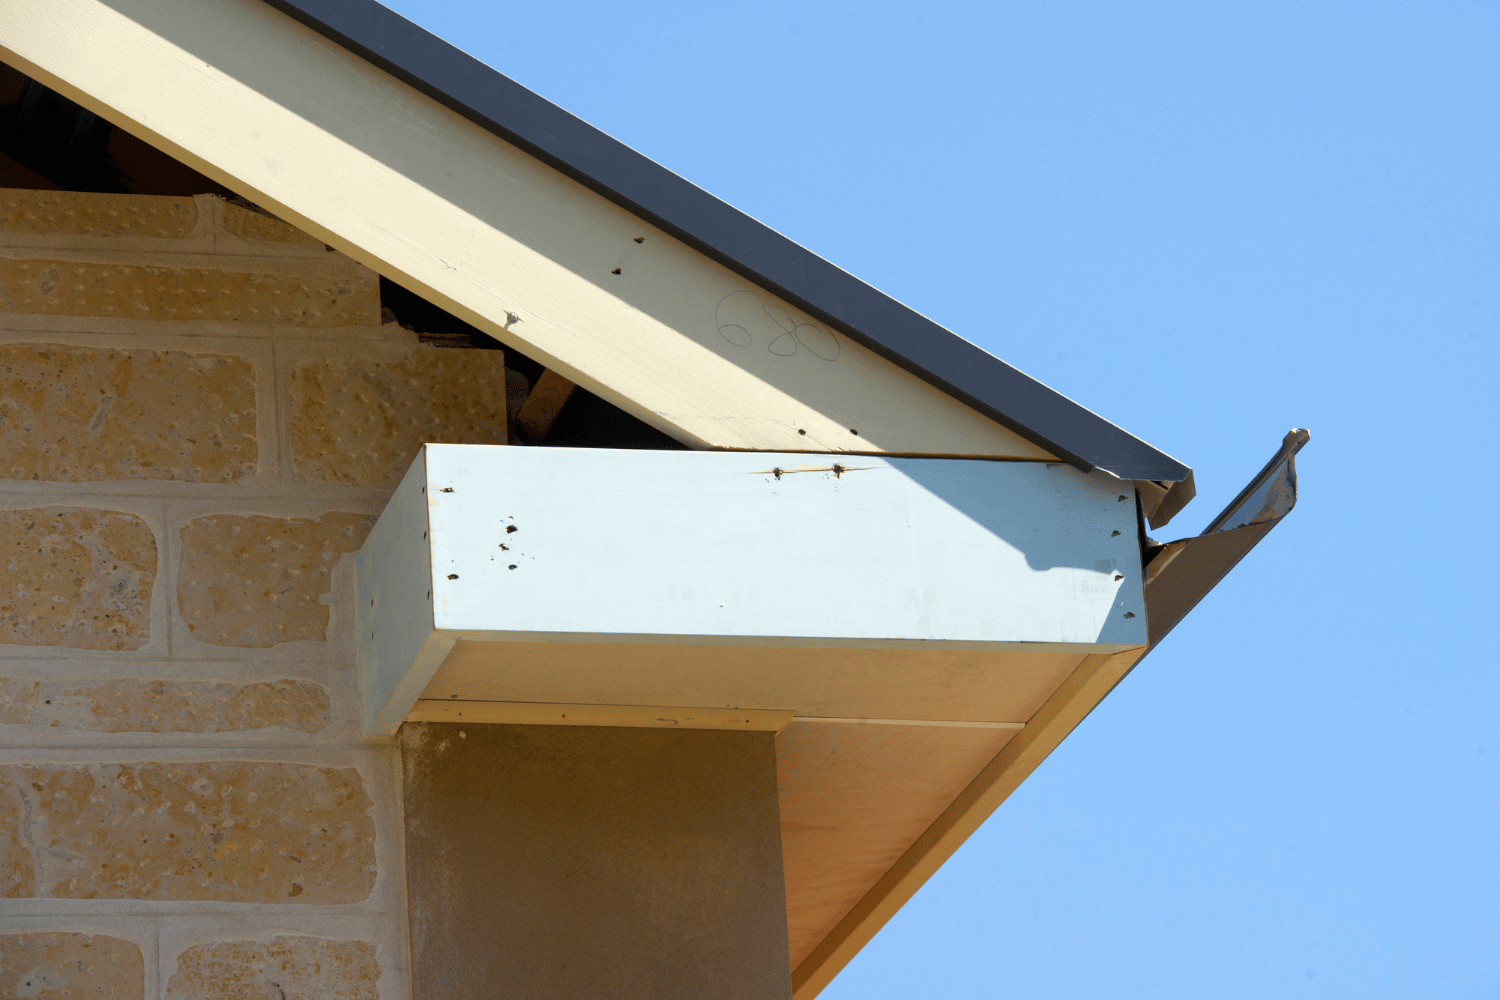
[261,0,1191,486]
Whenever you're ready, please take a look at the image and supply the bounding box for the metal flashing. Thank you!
[258,0,1191,486]
[1142,428,1310,648]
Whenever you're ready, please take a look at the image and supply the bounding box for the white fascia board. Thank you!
[357,446,1146,734]
[0,0,1053,461]
[355,448,451,735]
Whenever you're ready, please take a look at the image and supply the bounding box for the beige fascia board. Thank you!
[790,646,1147,999]
[0,0,1054,461]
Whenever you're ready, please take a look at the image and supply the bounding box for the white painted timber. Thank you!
[0,0,1055,461]
[357,445,1146,734]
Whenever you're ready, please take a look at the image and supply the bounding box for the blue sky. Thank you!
[383,2,1499,995]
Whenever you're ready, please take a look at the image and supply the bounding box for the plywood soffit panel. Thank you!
[790,432,1312,996]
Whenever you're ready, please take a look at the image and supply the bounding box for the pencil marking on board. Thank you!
[716,291,841,361]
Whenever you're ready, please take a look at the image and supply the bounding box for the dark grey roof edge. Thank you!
[260,0,1191,484]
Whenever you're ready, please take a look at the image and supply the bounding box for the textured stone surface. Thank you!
[0,678,332,733]
[290,346,509,488]
[0,785,33,896]
[1,188,197,239]
[221,201,325,250]
[0,761,375,902]
[0,343,257,483]
[0,259,379,326]
[0,932,145,1000]
[178,513,374,648]
[167,936,378,1000]
[0,507,156,651]
[0,677,37,723]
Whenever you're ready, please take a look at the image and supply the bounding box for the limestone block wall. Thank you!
[0,188,512,998]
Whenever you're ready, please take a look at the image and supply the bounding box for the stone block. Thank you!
[0,761,375,903]
[1,188,197,239]
[178,512,374,648]
[166,936,378,1000]
[0,678,36,723]
[0,678,332,733]
[0,792,33,896]
[0,507,156,651]
[0,343,256,483]
[0,258,380,326]
[220,201,325,250]
[0,932,144,1000]
[289,346,509,488]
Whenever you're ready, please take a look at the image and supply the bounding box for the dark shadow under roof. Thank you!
[262,0,1191,486]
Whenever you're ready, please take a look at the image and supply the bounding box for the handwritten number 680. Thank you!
[715,291,840,361]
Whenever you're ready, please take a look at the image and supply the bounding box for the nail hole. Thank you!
[1118,495,1127,502]
[506,525,518,534]
[633,237,644,243]
[772,467,783,480]
[508,564,517,570]
[441,487,454,493]
[1114,574,1124,581]
[611,267,621,275]
[1123,612,1136,618]
[850,428,859,436]
[1111,530,1121,536]
[798,429,806,435]
[447,574,459,580]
